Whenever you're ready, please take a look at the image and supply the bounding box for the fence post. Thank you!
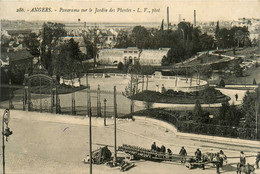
[8,79,12,109]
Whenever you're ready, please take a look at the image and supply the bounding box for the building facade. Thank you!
[98,47,169,66]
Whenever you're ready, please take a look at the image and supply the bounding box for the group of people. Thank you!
[151,142,260,173]
[151,142,169,154]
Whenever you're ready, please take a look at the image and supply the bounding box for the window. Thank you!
[124,51,127,53]
[129,51,133,53]
[134,51,138,53]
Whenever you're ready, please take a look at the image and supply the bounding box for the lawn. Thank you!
[185,54,227,66]
[222,47,260,58]
[130,88,230,104]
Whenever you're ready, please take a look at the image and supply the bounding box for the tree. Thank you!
[203,86,217,104]
[160,19,164,31]
[117,62,124,70]
[219,79,225,87]
[233,61,243,77]
[166,42,186,64]
[41,22,66,74]
[201,65,213,83]
[200,33,214,54]
[217,28,229,50]
[215,21,220,36]
[253,78,257,85]
[23,32,40,57]
[240,90,259,135]
[115,30,134,48]
[193,100,203,122]
[140,66,154,90]
[54,38,82,83]
[131,26,150,49]
[217,100,230,125]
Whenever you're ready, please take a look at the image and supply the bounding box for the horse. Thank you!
[202,152,216,162]
[236,163,255,174]
[202,152,228,167]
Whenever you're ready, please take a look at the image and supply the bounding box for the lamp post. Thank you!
[2,109,13,174]
[104,98,107,126]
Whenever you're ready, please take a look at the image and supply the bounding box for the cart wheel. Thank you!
[185,162,192,169]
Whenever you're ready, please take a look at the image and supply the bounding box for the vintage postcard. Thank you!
[0,0,260,173]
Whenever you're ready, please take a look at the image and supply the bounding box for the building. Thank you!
[98,47,170,66]
[139,48,170,66]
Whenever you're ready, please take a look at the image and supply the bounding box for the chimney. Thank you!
[167,7,169,30]
[194,10,196,26]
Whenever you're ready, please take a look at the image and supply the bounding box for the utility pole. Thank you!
[256,101,258,139]
[97,85,101,117]
[2,109,13,174]
[130,69,134,120]
[103,98,107,126]
[87,87,92,174]
[86,73,88,88]
[113,86,117,164]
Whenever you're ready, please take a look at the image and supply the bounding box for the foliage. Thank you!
[130,88,229,104]
[203,86,217,103]
[23,32,40,57]
[215,25,250,50]
[131,26,151,49]
[241,91,259,129]
[115,30,134,48]
[82,34,99,61]
[54,38,83,80]
[117,62,124,70]
[219,79,225,87]
[193,100,203,122]
[233,61,243,77]
[41,22,67,74]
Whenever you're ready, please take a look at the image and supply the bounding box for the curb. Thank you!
[134,116,260,149]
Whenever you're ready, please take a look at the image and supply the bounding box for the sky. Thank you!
[0,0,260,23]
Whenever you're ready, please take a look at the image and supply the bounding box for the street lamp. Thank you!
[2,109,13,174]
[103,98,107,126]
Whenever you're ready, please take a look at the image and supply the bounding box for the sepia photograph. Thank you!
[0,0,260,173]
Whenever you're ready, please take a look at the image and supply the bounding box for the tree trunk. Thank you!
[146,75,148,90]
[142,75,144,91]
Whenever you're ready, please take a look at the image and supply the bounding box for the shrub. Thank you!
[219,79,225,87]
[117,62,124,70]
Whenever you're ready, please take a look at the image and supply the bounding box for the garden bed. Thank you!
[30,84,87,94]
[129,87,230,104]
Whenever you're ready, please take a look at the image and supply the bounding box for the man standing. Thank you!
[235,94,238,101]
[215,153,221,174]
[179,146,187,163]
[151,142,156,151]
[219,150,225,168]
[256,152,260,169]
[195,148,202,161]
[240,151,246,167]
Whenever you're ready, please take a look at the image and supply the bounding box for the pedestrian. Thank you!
[179,146,187,163]
[195,148,202,161]
[235,94,238,101]
[215,153,221,174]
[219,150,225,168]
[167,148,172,155]
[167,148,172,159]
[240,151,246,167]
[151,142,156,151]
[160,145,166,153]
[156,146,161,152]
[256,152,260,169]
